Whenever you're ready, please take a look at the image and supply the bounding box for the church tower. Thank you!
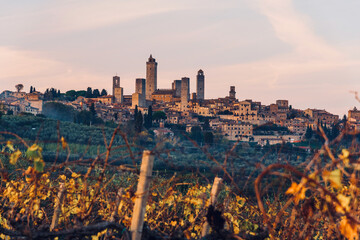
[196,69,205,100]
[112,75,123,103]
[146,54,157,100]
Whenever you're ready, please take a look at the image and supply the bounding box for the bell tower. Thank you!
[146,54,157,100]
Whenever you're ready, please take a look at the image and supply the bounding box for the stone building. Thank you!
[136,78,146,96]
[181,77,190,111]
[221,121,253,141]
[348,107,360,122]
[196,69,205,100]
[113,76,123,103]
[276,100,289,109]
[151,89,175,103]
[304,108,339,125]
[132,93,142,109]
[146,55,157,100]
[229,86,236,99]
[134,78,146,107]
[172,80,182,98]
[238,100,258,122]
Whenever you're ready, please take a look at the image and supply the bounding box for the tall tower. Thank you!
[146,54,157,100]
[196,69,205,100]
[134,78,146,107]
[136,78,146,96]
[229,86,236,99]
[181,77,190,111]
[113,76,120,96]
[113,75,123,103]
[172,80,182,98]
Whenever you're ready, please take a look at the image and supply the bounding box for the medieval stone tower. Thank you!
[146,55,157,100]
[181,77,190,111]
[172,80,182,98]
[196,69,205,100]
[133,78,146,108]
[112,75,123,103]
[229,86,236,99]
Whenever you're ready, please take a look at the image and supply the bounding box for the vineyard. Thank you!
[0,120,360,239]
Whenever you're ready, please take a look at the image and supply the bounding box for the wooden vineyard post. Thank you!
[130,150,155,240]
[50,183,65,232]
[201,177,223,237]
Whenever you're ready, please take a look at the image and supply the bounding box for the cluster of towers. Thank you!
[112,55,206,109]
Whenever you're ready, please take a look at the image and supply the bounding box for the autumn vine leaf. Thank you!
[339,149,350,167]
[339,217,358,240]
[335,194,351,214]
[9,150,21,165]
[322,169,342,189]
[285,182,307,204]
[61,136,68,150]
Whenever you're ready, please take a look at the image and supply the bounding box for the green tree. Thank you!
[204,131,214,145]
[90,103,96,118]
[42,102,75,122]
[76,90,86,97]
[203,118,210,131]
[134,105,138,121]
[93,89,100,98]
[86,87,93,98]
[305,126,313,140]
[190,126,203,143]
[101,89,108,96]
[65,90,77,100]
[153,111,167,122]
[144,105,153,129]
[135,111,143,133]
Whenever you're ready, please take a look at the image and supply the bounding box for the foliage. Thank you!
[15,84,24,92]
[42,102,75,122]
[44,88,62,100]
[153,111,167,122]
[255,124,360,239]
[0,132,265,239]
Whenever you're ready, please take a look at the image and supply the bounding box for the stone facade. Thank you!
[196,69,204,100]
[136,78,146,96]
[114,87,123,103]
[172,80,182,98]
[229,86,236,99]
[146,55,157,100]
[151,89,174,103]
[348,107,360,122]
[181,77,190,111]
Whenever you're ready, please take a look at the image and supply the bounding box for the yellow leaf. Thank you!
[71,172,80,178]
[286,182,307,204]
[339,149,350,167]
[286,182,299,195]
[340,217,358,240]
[340,149,350,159]
[171,221,177,227]
[59,175,66,181]
[336,194,351,214]
[9,150,21,165]
[61,137,68,150]
[25,166,34,175]
[308,172,319,187]
[6,141,14,151]
[323,169,342,189]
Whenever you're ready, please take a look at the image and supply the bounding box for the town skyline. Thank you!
[1,0,360,116]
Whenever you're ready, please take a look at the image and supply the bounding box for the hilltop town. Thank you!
[1,55,359,146]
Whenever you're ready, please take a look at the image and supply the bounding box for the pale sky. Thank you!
[1,0,360,116]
